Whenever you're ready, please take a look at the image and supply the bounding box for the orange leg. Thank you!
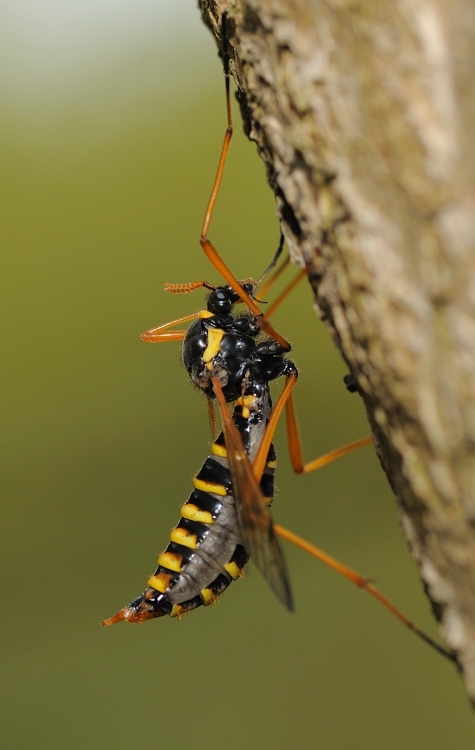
[252,374,299,483]
[245,377,454,662]
[257,252,290,300]
[197,20,291,351]
[140,312,199,343]
[201,244,291,351]
[274,525,455,663]
[251,374,372,484]
[285,389,373,474]
[243,376,453,661]
[146,21,292,351]
[207,399,218,441]
[265,267,307,320]
[200,78,233,243]
[217,372,453,661]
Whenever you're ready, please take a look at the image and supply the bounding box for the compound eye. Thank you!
[242,282,254,296]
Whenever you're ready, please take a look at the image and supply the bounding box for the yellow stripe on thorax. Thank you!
[202,327,225,363]
[199,310,214,319]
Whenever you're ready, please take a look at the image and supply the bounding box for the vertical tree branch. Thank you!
[199,0,475,702]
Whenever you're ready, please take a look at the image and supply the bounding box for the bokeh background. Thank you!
[1,2,474,748]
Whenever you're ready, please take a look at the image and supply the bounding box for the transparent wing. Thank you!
[212,378,293,611]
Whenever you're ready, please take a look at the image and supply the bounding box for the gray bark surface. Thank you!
[199,0,475,702]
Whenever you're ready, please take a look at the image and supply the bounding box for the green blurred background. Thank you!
[1,2,473,748]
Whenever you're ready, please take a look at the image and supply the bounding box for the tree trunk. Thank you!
[199,0,475,703]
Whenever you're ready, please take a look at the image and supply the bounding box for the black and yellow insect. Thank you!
[102,12,454,664]
[103,368,291,624]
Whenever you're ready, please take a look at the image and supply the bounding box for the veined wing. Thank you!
[212,377,293,611]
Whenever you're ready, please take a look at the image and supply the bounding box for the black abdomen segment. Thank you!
[106,439,275,623]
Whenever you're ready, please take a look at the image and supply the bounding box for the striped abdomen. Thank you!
[103,404,275,625]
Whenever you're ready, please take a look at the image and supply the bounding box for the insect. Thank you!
[103,14,454,664]
[103,367,291,623]
[102,255,372,625]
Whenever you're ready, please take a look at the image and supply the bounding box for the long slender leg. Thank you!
[285,389,372,474]
[274,524,455,663]
[213,378,454,661]
[207,399,218,441]
[251,375,372,486]
[198,17,291,350]
[140,312,199,342]
[250,382,453,661]
[265,268,307,320]
[201,236,291,348]
[239,375,453,661]
[200,48,233,243]
[252,374,298,483]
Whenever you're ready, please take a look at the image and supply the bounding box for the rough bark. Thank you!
[199,0,475,702]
